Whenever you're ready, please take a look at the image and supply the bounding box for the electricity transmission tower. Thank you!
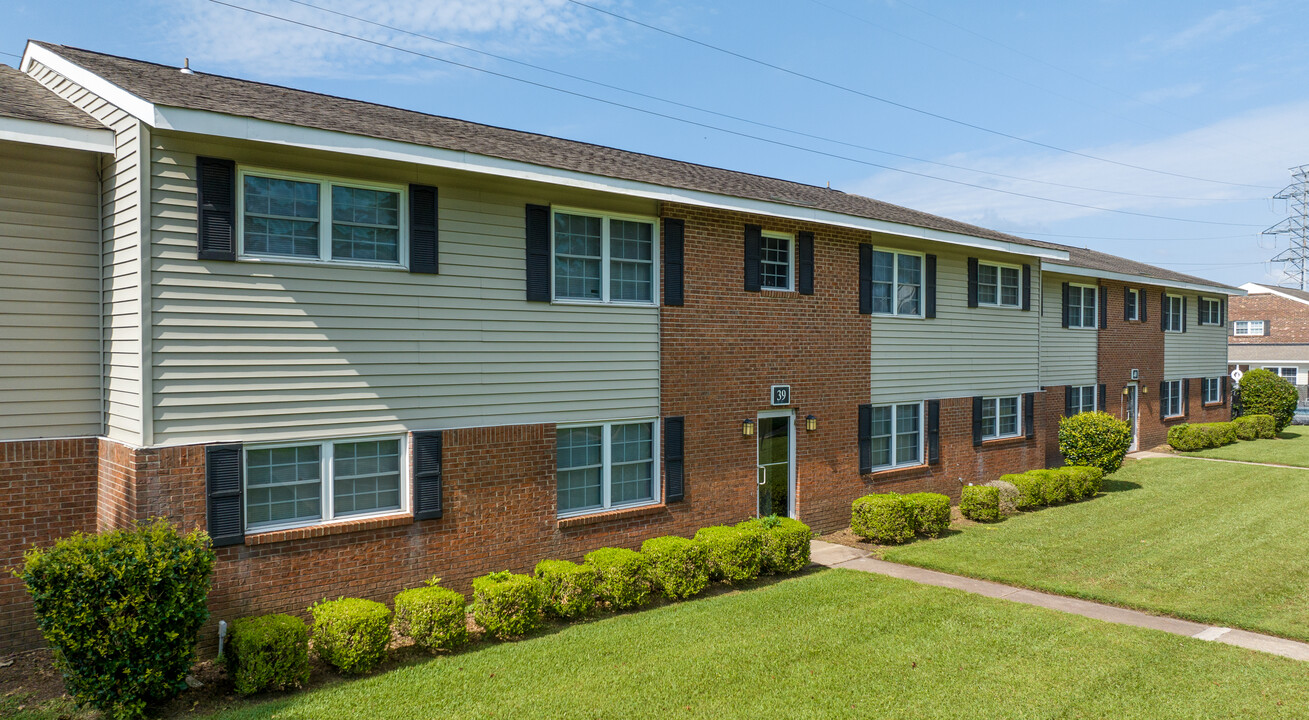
[1266,165,1309,291]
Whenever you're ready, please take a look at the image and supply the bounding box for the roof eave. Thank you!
[0,115,114,153]
[1045,262,1243,296]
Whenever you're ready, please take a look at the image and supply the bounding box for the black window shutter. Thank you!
[1181,297,1188,333]
[797,231,815,295]
[196,156,236,261]
[1123,287,1131,321]
[1098,383,1107,411]
[1221,376,1229,406]
[858,404,872,473]
[1021,264,1032,311]
[525,204,551,302]
[1264,321,1271,337]
[1024,393,1035,439]
[1161,294,1168,331]
[1182,378,1190,416]
[1098,287,1108,329]
[1220,299,1226,325]
[858,243,872,315]
[205,443,244,547]
[967,257,979,308]
[1159,382,1167,419]
[925,254,938,318]
[1140,289,1148,322]
[664,417,685,503]
[743,224,762,292]
[972,396,983,447]
[1061,283,1071,328]
[1064,385,1075,417]
[409,184,439,274]
[413,430,444,520]
[927,400,941,464]
[663,218,685,306]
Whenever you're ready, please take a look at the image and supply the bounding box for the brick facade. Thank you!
[1229,293,1309,344]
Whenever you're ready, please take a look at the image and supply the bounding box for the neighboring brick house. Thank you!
[1229,283,1309,405]
[0,41,1236,653]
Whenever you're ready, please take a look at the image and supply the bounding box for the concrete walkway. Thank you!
[1127,450,1309,470]
[810,540,1309,662]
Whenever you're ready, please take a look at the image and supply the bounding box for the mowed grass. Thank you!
[885,458,1309,641]
[207,569,1309,720]
[1186,425,1309,466]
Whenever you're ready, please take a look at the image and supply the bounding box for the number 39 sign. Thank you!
[771,385,791,406]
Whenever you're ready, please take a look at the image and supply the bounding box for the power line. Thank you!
[202,0,1266,228]
[279,0,1229,204]
[1009,231,1258,242]
[0,50,22,60]
[564,0,1276,191]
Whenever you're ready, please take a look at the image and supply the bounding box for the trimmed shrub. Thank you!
[534,559,598,619]
[1064,466,1104,501]
[1058,411,1133,474]
[850,493,914,544]
[641,536,710,599]
[584,548,652,609]
[471,571,544,639]
[1002,472,1045,510]
[309,598,392,675]
[737,516,812,574]
[983,480,1020,515]
[1168,422,1238,452]
[902,493,951,537]
[1233,413,1277,440]
[960,485,1000,522]
[18,519,215,720]
[1031,469,1073,505]
[226,614,310,696]
[1239,368,1298,432]
[394,581,468,652]
[693,526,764,582]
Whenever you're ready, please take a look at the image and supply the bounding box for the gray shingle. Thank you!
[0,63,106,130]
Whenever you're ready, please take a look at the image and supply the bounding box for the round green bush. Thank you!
[1063,466,1104,501]
[850,493,914,544]
[1001,472,1045,510]
[640,536,710,599]
[693,526,764,582]
[471,571,544,639]
[902,493,951,537]
[736,516,812,574]
[226,613,310,696]
[584,548,652,609]
[534,559,599,619]
[394,582,468,652]
[1058,411,1132,474]
[309,598,392,675]
[1239,369,1298,432]
[19,519,215,720]
[960,485,1000,522]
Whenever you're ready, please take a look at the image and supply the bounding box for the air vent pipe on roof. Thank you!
[180,58,194,74]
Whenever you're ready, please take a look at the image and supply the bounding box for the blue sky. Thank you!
[6,0,1309,286]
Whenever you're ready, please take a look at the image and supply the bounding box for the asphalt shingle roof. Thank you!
[0,63,106,130]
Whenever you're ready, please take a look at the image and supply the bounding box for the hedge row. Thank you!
[957,466,1104,522]
[226,517,813,694]
[850,492,951,544]
[1168,414,1276,451]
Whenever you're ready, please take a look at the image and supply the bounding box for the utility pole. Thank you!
[1266,165,1309,291]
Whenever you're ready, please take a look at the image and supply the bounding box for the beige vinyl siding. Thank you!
[26,61,145,444]
[0,141,102,439]
[1164,292,1229,379]
[1038,272,1098,386]
[870,245,1040,403]
[148,133,659,445]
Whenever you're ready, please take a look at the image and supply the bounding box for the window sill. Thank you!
[236,255,409,272]
[557,503,666,529]
[759,288,796,297]
[1162,414,1187,423]
[870,313,925,320]
[1202,401,1224,408]
[244,513,414,546]
[981,435,1028,447]
[863,463,930,481]
[551,299,658,308]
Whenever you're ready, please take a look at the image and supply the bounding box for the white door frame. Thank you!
[756,409,796,518]
[1126,382,1140,452]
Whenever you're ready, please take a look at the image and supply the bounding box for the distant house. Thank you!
[1229,282,1309,404]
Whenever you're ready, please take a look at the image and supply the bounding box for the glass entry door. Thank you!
[1125,384,1139,452]
[757,414,792,517]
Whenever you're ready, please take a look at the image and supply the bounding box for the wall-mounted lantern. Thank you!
[805,414,818,432]
[742,419,756,437]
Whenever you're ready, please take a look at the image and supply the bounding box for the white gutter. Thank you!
[0,116,114,153]
[1240,283,1309,307]
[1044,262,1242,296]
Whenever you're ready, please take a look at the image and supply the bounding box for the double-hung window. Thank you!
[553,209,657,304]
[871,249,923,316]
[1069,386,1097,415]
[1264,366,1298,384]
[867,403,923,471]
[244,437,405,532]
[1234,320,1264,336]
[1161,380,1183,418]
[760,232,794,291]
[981,396,1021,439]
[1164,295,1184,332]
[1067,285,1097,329]
[557,420,658,516]
[239,170,405,265]
[1125,288,1140,321]
[978,261,1021,307]
[1203,377,1222,405]
[1199,298,1222,325]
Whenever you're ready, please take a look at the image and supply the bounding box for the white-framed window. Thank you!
[871,248,923,317]
[1203,377,1222,404]
[1199,297,1223,326]
[1125,288,1140,321]
[1234,320,1265,336]
[1263,366,1298,384]
[981,396,1021,440]
[1069,385,1097,415]
[868,402,924,471]
[237,168,406,267]
[552,208,658,304]
[1164,294,1184,332]
[557,420,659,517]
[759,231,795,291]
[1067,284,1097,329]
[244,436,406,533]
[1161,380,1183,418]
[977,261,1022,308]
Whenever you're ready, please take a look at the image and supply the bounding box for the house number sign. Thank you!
[771,385,791,406]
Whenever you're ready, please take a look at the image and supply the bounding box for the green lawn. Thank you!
[1186,425,1309,466]
[204,569,1309,720]
[885,457,1309,641]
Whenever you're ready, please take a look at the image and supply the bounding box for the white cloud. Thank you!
[1145,4,1265,53]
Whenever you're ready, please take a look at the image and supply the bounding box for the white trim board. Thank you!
[1240,283,1309,307]
[0,116,114,153]
[1045,263,1241,296]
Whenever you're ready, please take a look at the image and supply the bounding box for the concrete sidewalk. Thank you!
[1127,450,1309,469]
[811,540,1309,662]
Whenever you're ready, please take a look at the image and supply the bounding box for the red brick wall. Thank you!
[1229,293,1309,344]
[0,438,97,654]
